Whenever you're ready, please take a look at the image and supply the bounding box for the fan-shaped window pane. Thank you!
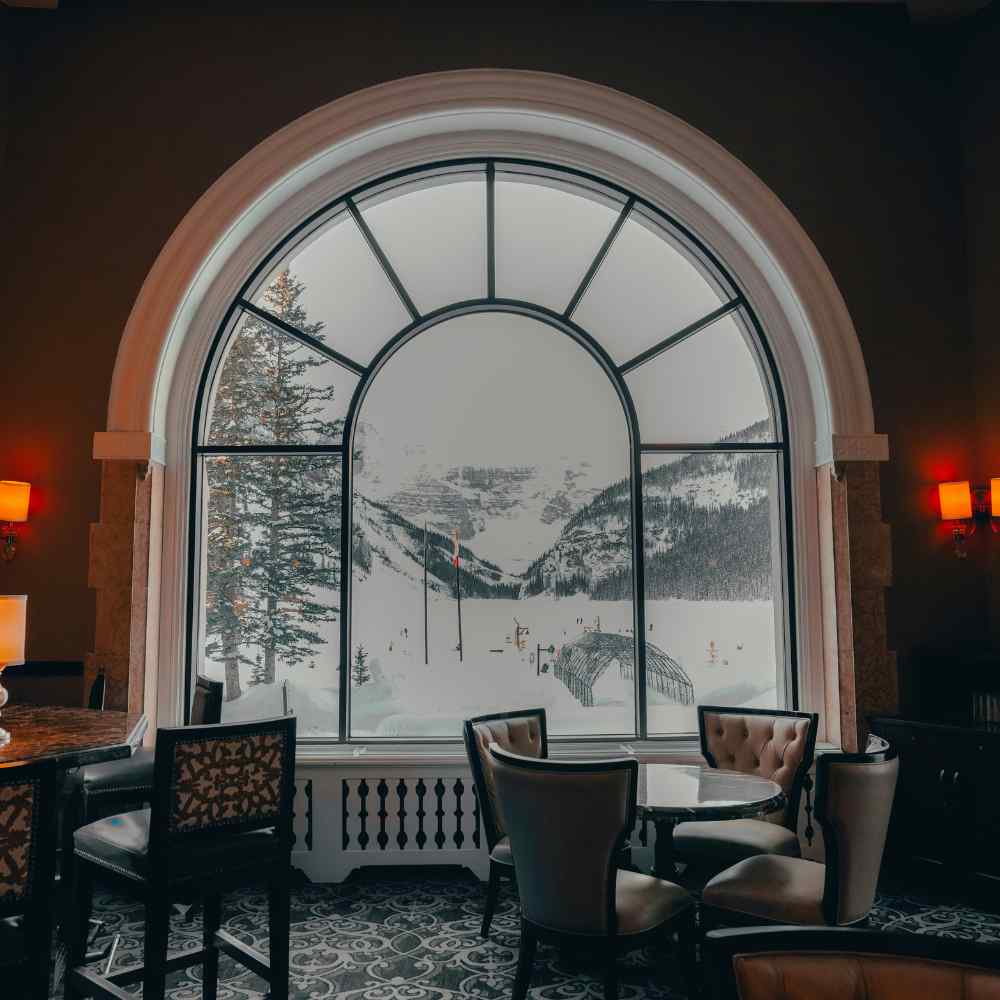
[495,174,623,312]
[252,212,411,366]
[350,312,635,739]
[574,209,728,366]
[626,314,775,444]
[360,173,486,314]
[206,308,358,446]
[199,455,342,735]
[641,451,785,735]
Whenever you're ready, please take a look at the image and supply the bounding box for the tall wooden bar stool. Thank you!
[0,758,58,1000]
[64,715,297,1000]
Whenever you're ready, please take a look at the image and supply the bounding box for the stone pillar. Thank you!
[87,432,165,714]
[818,450,896,752]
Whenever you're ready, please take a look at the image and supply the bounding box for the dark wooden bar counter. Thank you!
[0,704,147,768]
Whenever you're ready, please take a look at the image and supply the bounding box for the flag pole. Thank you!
[423,521,429,666]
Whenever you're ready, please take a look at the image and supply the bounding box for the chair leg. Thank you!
[142,892,171,1000]
[26,903,54,1000]
[64,860,93,1000]
[602,947,618,1000]
[202,892,222,1000]
[675,911,701,1000]
[268,879,291,1000]
[512,921,536,1000]
[482,861,502,939]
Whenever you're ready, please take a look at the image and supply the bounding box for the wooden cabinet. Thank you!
[870,717,1000,882]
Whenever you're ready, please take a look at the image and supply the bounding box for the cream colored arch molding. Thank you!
[93,70,891,747]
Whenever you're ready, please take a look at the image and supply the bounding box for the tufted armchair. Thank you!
[673,706,818,873]
[463,708,548,938]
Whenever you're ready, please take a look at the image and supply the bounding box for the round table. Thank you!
[637,763,785,879]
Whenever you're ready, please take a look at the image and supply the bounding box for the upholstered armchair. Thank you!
[673,706,818,873]
[706,925,1000,999]
[0,758,58,1000]
[701,742,898,930]
[463,708,547,938]
[488,744,697,1000]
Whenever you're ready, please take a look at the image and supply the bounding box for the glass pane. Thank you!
[626,314,775,444]
[205,308,358,446]
[573,210,727,366]
[252,213,411,366]
[641,452,785,736]
[198,454,342,736]
[360,174,487,314]
[495,174,623,312]
[350,312,635,739]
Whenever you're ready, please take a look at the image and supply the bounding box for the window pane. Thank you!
[495,174,623,312]
[252,213,411,366]
[626,314,775,444]
[205,308,358,446]
[573,210,727,366]
[350,312,635,739]
[360,173,487,314]
[198,454,342,736]
[641,452,785,736]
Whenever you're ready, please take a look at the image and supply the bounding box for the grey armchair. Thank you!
[701,742,899,929]
[673,705,818,873]
[488,744,696,1000]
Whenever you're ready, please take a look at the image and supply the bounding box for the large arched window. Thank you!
[191,159,791,743]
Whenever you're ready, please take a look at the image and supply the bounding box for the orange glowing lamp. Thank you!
[0,481,30,523]
[939,481,973,521]
[992,479,1000,518]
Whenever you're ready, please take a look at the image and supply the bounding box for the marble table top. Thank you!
[637,763,785,821]
[0,704,148,768]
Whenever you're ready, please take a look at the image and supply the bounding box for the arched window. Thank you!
[192,160,790,742]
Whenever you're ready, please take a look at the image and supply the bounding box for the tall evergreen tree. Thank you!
[204,269,342,700]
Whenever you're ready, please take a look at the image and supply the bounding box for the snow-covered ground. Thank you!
[205,564,780,739]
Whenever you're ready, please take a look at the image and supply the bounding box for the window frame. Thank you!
[187,156,795,745]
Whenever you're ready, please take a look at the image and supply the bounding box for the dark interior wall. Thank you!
[0,4,986,694]
[960,7,1000,647]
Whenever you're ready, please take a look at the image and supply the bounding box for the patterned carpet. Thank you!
[55,868,1000,999]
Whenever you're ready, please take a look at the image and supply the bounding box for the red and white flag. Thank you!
[452,529,461,568]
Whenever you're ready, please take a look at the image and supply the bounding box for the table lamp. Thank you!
[0,595,27,747]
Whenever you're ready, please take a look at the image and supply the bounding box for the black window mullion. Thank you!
[486,161,496,299]
[618,300,742,376]
[196,444,344,456]
[564,196,635,319]
[640,442,782,454]
[238,299,368,377]
[346,197,421,322]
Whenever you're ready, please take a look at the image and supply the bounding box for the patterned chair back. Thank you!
[148,716,296,855]
[698,705,819,830]
[0,759,58,918]
[463,708,547,852]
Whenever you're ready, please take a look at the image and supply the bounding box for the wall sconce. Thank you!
[0,481,30,562]
[938,480,998,557]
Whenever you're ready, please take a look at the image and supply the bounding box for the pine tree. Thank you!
[204,268,343,699]
[351,645,371,687]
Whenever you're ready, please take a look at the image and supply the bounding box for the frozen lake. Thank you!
[207,572,781,739]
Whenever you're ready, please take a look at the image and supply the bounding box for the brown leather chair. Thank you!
[705,925,1000,999]
[673,706,818,872]
[488,744,697,1000]
[701,742,899,930]
[463,708,548,938]
[65,715,296,1000]
[0,759,58,1000]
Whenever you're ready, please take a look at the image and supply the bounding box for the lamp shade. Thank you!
[0,481,30,522]
[0,596,26,667]
[939,481,973,521]
[992,479,1000,518]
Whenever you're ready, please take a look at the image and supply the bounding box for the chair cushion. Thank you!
[490,837,513,866]
[673,818,801,866]
[702,854,826,925]
[74,809,280,882]
[616,870,692,935]
[76,748,155,799]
